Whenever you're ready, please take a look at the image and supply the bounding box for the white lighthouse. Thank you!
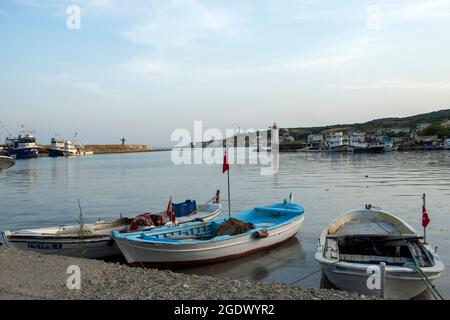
[271,122,279,150]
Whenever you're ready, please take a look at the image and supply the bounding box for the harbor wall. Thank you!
[84,144,151,154]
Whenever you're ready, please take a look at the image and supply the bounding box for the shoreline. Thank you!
[0,249,373,300]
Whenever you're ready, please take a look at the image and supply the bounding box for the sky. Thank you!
[0,0,450,147]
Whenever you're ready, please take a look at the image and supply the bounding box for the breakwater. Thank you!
[84,144,151,154]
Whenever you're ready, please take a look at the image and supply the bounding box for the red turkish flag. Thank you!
[167,197,175,223]
[223,151,229,173]
[422,205,430,228]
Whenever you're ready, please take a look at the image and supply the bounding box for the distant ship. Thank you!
[4,133,39,159]
[48,135,94,157]
[48,137,65,157]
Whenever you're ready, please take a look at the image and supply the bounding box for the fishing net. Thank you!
[213,218,254,236]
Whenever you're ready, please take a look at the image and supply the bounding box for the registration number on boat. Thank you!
[27,242,62,250]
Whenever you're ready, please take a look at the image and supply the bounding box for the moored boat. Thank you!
[315,205,444,299]
[2,194,222,259]
[5,133,39,159]
[48,137,65,157]
[111,199,305,268]
[0,155,15,171]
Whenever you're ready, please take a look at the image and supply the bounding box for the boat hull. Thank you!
[2,234,120,259]
[318,259,444,299]
[9,148,38,159]
[48,149,64,157]
[115,215,304,268]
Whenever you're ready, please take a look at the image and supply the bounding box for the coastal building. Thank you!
[441,119,450,128]
[416,123,431,132]
[389,127,410,135]
[415,135,438,145]
[323,129,350,151]
[350,131,367,149]
[281,135,295,143]
[307,134,324,144]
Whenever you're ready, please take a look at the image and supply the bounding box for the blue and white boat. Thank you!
[112,199,305,268]
[5,133,39,159]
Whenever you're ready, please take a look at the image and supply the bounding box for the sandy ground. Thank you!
[0,249,372,300]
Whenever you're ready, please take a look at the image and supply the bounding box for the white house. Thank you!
[416,123,431,132]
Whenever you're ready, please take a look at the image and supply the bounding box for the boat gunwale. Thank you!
[112,203,305,246]
[317,254,445,280]
[115,216,304,252]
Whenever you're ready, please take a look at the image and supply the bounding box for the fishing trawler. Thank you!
[4,132,39,159]
[48,138,65,157]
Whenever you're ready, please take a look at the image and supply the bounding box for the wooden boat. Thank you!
[2,196,222,259]
[111,200,305,268]
[2,217,130,258]
[315,205,444,299]
[0,155,15,171]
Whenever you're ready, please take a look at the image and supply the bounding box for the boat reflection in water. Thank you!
[179,237,305,282]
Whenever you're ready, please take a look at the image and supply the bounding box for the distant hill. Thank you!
[284,108,450,141]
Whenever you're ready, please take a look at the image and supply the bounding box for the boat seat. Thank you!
[339,254,413,265]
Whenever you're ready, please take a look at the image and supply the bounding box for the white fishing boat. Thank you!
[0,155,15,171]
[62,140,78,156]
[2,217,130,258]
[2,194,222,259]
[315,205,444,299]
[112,199,305,268]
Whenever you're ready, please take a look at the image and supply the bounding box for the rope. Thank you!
[187,195,218,217]
[369,205,445,300]
[289,260,340,286]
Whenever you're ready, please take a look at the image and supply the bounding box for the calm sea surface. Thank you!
[1,151,450,298]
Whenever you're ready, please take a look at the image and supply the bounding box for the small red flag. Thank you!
[223,151,229,173]
[422,205,430,228]
[167,197,176,223]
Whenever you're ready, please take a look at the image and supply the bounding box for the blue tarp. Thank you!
[172,200,197,217]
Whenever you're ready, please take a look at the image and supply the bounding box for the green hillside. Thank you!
[284,108,450,141]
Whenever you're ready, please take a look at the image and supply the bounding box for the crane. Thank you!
[0,121,12,138]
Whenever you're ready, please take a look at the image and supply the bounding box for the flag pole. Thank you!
[227,151,231,219]
[423,193,427,244]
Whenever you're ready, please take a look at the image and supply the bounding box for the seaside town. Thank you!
[279,117,450,152]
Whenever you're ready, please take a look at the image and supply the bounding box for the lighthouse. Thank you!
[271,122,279,150]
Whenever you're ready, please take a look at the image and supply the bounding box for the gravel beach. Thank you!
[0,249,371,300]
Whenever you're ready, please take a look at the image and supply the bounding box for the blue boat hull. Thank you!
[9,148,39,159]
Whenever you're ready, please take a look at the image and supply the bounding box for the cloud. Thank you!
[41,74,113,97]
[385,0,450,22]
[117,57,176,75]
[337,80,450,91]
[121,0,239,48]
